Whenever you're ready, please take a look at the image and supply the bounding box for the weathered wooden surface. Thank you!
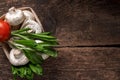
[50,0,120,46]
[0,0,120,80]
[40,47,120,80]
[1,48,120,80]
[0,0,119,46]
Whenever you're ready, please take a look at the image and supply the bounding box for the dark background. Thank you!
[0,0,120,80]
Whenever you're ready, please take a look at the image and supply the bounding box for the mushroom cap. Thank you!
[22,19,42,33]
[9,49,29,66]
[5,7,25,26]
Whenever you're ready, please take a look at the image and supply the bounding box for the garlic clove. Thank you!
[35,40,49,60]
[23,10,35,20]
[9,49,29,66]
[5,7,25,26]
[22,19,42,33]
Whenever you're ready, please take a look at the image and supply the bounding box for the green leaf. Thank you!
[39,32,51,35]
[12,65,34,80]
[12,33,30,40]
[38,42,57,47]
[39,38,57,42]
[36,34,56,39]
[29,64,43,75]
[14,40,37,48]
[31,42,58,57]
[35,45,44,51]
[22,33,56,39]
[43,49,57,57]
[23,50,43,64]
[12,28,30,34]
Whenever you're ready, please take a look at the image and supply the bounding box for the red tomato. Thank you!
[0,20,11,42]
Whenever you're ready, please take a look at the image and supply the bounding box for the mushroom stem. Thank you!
[9,7,16,12]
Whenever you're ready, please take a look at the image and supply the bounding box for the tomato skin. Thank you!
[0,20,11,42]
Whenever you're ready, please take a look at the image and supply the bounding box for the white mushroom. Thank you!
[21,18,48,59]
[23,10,35,20]
[35,40,49,60]
[5,7,25,26]
[21,19,42,33]
[9,49,29,66]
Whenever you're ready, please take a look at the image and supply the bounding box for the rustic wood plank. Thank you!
[0,1,119,80]
[33,47,120,80]
[48,0,120,46]
[1,47,120,80]
[0,48,13,80]
[0,0,119,46]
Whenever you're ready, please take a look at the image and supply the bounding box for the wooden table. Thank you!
[0,0,120,80]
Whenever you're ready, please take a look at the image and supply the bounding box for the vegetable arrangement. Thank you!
[0,7,58,80]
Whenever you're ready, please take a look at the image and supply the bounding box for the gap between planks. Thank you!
[53,44,120,48]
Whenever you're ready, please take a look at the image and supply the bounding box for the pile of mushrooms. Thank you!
[4,7,49,66]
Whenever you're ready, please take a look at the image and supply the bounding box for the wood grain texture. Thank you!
[41,47,120,80]
[0,0,119,46]
[1,47,120,80]
[50,0,120,46]
[0,0,119,80]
